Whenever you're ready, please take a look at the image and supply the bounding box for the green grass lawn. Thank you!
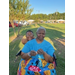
[9,23,65,75]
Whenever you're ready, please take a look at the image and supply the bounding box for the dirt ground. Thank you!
[53,38,65,58]
[10,36,65,46]
[10,35,23,42]
[53,38,65,49]
[56,38,65,45]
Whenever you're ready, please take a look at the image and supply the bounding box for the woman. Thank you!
[17,27,56,75]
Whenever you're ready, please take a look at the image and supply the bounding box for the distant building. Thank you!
[27,20,34,24]
[57,19,65,23]
[40,20,44,23]
[48,20,55,23]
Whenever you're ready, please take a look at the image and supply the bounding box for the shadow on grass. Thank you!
[20,25,65,55]
[9,24,65,75]
[20,24,65,57]
[9,37,23,75]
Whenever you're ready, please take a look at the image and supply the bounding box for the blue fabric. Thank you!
[18,58,56,75]
[17,39,56,75]
[22,39,55,59]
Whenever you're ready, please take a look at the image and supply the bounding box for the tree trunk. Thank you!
[17,26,22,37]
[35,23,37,27]
[13,27,17,37]
[10,20,17,37]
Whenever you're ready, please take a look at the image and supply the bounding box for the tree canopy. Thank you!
[9,0,33,21]
[29,12,65,21]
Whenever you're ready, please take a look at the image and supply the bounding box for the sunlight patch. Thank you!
[22,35,26,39]
[44,37,56,50]
[19,41,24,50]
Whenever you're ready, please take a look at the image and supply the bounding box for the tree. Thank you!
[9,0,33,37]
[9,0,17,37]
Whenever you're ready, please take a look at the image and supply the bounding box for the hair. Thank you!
[36,26,46,33]
[26,30,34,35]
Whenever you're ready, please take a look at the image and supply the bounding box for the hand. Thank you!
[30,50,37,56]
[37,49,45,55]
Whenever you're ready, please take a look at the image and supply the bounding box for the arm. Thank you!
[21,52,31,60]
[46,44,55,62]
[21,50,37,60]
[43,52,54,62]
[21,38,28,45]
[37,49,53,62]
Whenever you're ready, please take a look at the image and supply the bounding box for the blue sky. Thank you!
[29,0,65,15]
